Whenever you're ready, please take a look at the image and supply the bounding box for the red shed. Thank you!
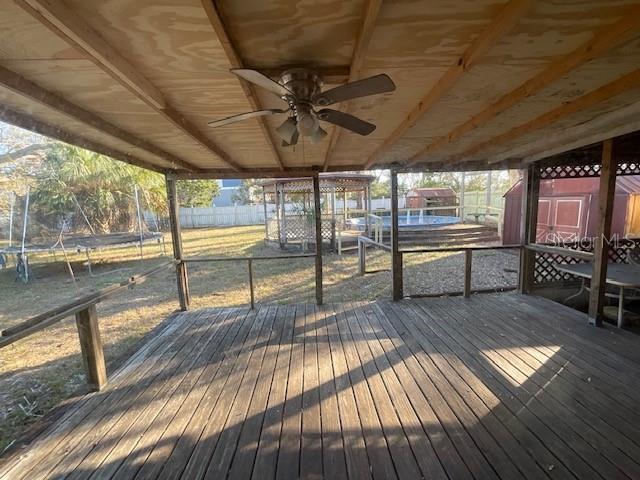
[502,176,640,244]
[406,187,457,210]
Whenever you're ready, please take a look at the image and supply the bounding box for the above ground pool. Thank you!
[349,214,460,230]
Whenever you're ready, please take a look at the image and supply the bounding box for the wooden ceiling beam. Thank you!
[201,0,285,171]
[322,0,382,172]
[17,0,244,173]
[0,64,200,172]
[455,69,640,163]
[362,0,532,169]
[0,106,166,173]
[408,6,640,166]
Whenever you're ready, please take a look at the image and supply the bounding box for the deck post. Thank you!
[313,175,323,305]
[391,169,403,300]
[588,139,616,326]
[459,172,465,221]
[165,176,189,311]
[247,258,255,309]
[518,165,540,294]
[464,249,472,298]
[75,305,107,391]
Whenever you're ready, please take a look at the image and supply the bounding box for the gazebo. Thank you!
[261,173,374,251]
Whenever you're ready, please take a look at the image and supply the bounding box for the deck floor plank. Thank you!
[2,293,640,480]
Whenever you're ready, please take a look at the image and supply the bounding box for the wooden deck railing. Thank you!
[180,253,315,309]
[0,261,173,391]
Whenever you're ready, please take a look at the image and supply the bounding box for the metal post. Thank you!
[262,189,269,240]
[134,185,144,260]
[165,176,189,311]
[8,192,14,247]
[280,183,287,246]
[391,170,403,300]
[275,185,282,248]
[589,139,616,326]
[313,175,323,305]
[459,172,465,221]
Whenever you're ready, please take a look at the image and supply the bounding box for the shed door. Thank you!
[550,197,585,243]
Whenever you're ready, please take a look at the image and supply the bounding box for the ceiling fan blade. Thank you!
[230,68,293,97]
[282,130,299,147]
[317,109,376,136]
[313,74,395,106]
[208,108,287,127]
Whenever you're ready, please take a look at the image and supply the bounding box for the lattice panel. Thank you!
[540,164,601,179]
[266,214,334,242]
[540,162,640,179]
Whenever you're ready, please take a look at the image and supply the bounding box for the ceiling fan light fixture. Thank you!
[310,126,328,144]
[276,117,297,144]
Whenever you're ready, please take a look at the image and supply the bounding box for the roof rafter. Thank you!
[16,0,244,172]
[0,106,166,173]
[407,6,640,166]
[363,0,532,169]
[455,69,640,163]
[322,0,382,172]
[0,64,200,172]
[201,0,285,171]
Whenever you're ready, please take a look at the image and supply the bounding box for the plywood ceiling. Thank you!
[1,0,640,176]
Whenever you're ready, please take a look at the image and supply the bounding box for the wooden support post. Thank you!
[165,176,189,311]
[75,305,107,391]
[391,170,403,300]
[280,183,287,246]
[313,175,323,305]
[464,249,472,298]
[247,259,255,309]
[486,171,492,215]
[589,139,616,326]
[358,239,366,276]
[518,165,540,294]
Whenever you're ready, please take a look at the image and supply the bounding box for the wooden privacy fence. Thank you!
[0,261,173,391]
[180,253,316,309]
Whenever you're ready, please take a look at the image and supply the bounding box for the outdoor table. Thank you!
[554,262,640,328]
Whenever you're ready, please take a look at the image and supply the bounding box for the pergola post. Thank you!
[588,139,617,326]
[518,164,540,294]
[391,169,403,300]
[313,175,323,305]
[165,176,189,311]
[330,186,336,252]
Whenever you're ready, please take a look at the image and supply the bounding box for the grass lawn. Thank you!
[0,225,517,452]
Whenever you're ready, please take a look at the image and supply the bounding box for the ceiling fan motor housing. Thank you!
[278,68,322,103]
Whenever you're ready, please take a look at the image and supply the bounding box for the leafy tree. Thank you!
[231,179,260,205]
[29,144,166,234]
[176,180,220,207]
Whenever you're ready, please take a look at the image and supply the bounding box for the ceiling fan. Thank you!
[208,68,396,146]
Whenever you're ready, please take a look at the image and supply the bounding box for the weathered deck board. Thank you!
[2,293,640,480]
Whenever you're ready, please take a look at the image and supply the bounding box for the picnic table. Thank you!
[554,262,640,328]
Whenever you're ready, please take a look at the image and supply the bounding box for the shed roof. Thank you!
[407,187,457,198]
[2,1,640,177]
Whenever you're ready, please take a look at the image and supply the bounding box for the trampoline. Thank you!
[349,214,460,231]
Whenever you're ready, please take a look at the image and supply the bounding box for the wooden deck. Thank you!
[2,293,640,479]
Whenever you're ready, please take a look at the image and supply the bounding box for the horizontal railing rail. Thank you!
[179,254,315,309]
[524,243,594,261]
[0,260,173,390]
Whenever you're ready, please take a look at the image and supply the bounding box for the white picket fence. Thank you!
[173,192,502,228]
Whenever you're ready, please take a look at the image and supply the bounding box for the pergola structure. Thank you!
[2,2,640,478]
[261,173,374,251]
